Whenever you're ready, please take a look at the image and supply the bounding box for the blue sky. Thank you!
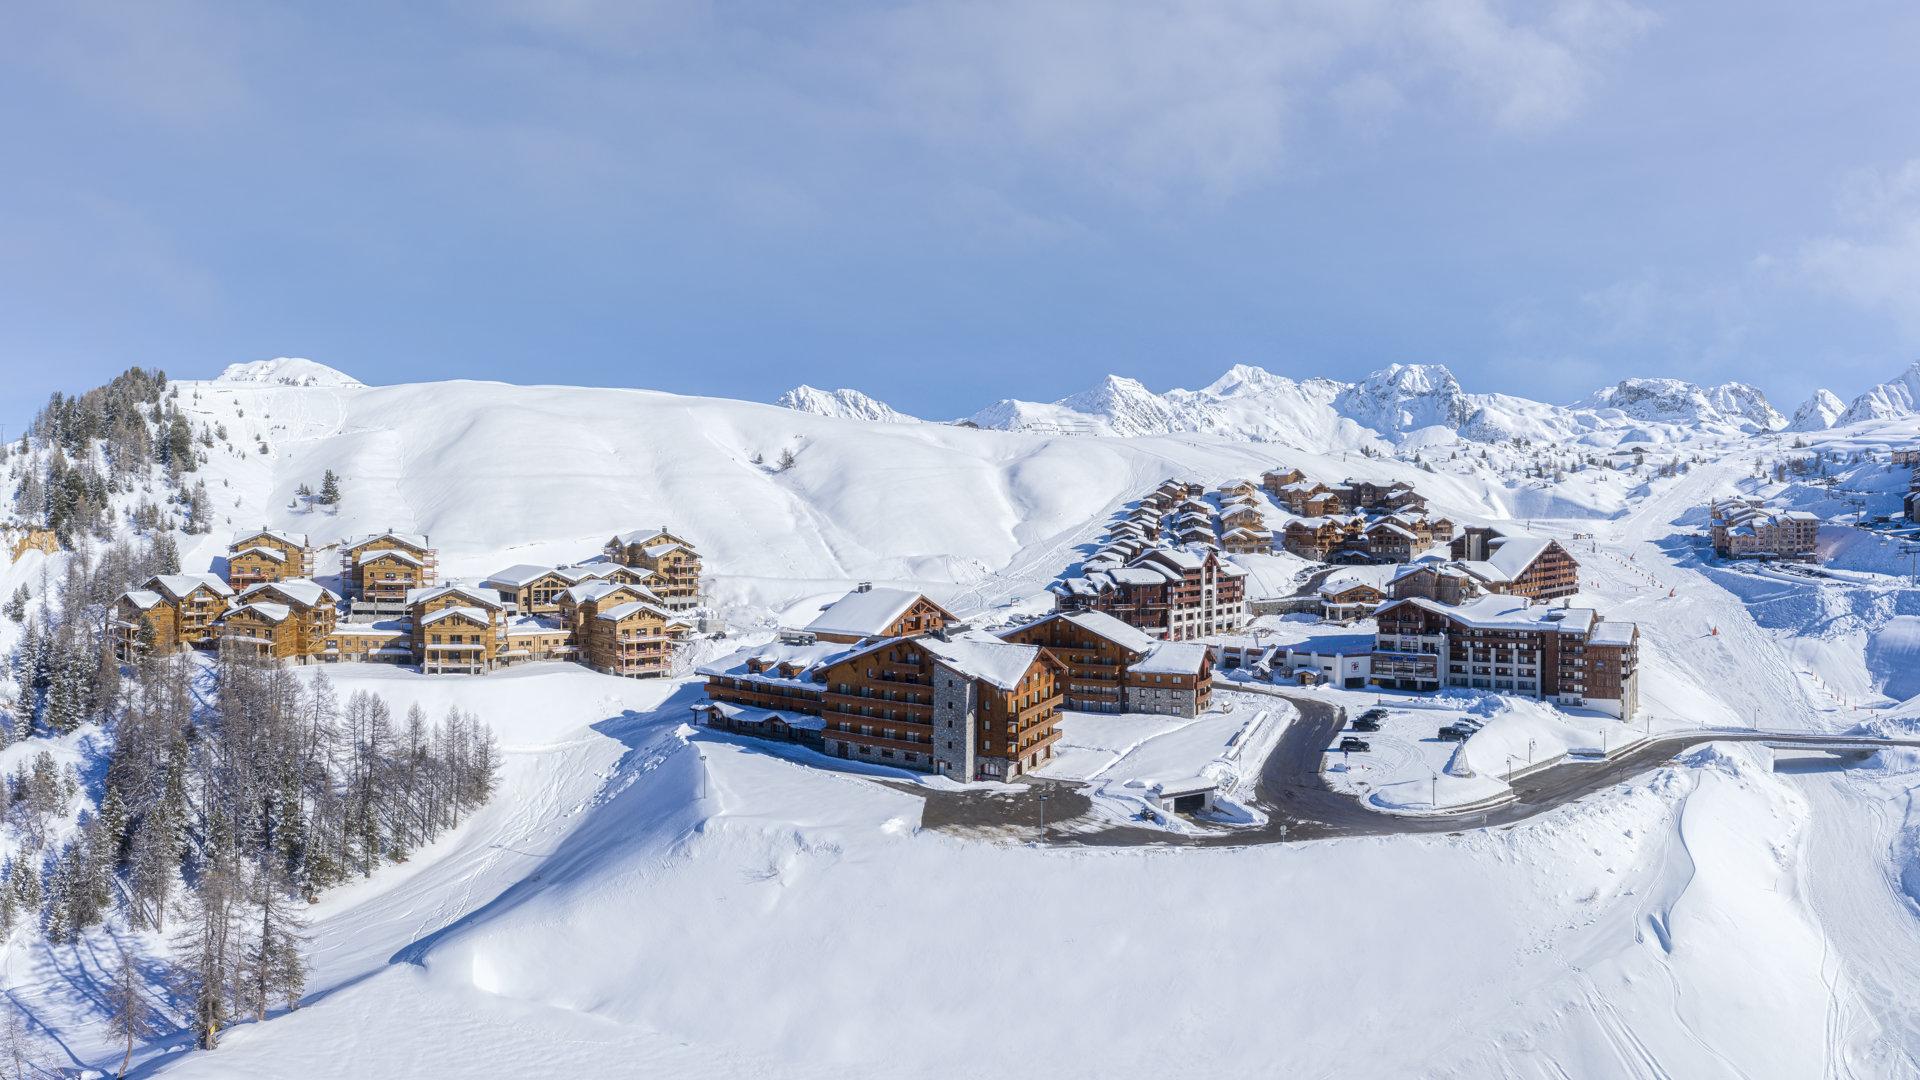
[4,1,1920,430]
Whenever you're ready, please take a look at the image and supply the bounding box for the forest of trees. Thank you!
[0,368,501,1059]
[6,366,215,545]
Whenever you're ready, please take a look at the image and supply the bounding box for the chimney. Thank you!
[856,581,873,593]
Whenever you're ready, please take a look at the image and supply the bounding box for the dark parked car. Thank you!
[1358,708,1388,722]
[1338,737,1371,753]
[1351,716,1382,732]
[1436,726,1468,742]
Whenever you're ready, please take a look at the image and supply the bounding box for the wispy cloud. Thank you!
[1797,159,1920,332]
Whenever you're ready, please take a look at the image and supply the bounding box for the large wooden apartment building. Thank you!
[696,590,1066,780]
[1052,545,1248,641]
[998,609,1214,717]
[225,529,314,589]
[799,584,957,644]
[604,528,702,611]
[1372,595,1640,718]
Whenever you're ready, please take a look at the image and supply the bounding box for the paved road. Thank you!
[908,689,1919,848]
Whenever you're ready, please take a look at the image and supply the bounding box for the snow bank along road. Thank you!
[913,690,1920,846]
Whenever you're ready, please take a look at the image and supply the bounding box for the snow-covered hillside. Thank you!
[774,384,917,423]
[213,357,364,388]
[7,359,1920,1080]
[1789,388,1848,431]
[968,362,1789,447]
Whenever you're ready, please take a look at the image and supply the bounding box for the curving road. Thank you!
[911,689,1920,847]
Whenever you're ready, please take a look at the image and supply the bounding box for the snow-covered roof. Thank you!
[1589,621,1637,647]
[1380,595,1599,635]
[227,601,291,624]
[505,615,567,635]
[120,589,164,610]
[329,620,409,637]
[700,700,826,732]
[231,528,307,549]
[343,531,431,552]
[480,563,557,589]
[231,545,288,563]
[596,600,684,624]
[1109,566,1173,586]
[1484,536,1554,579]
[238,579,339,608]
[420,605,491,627]
[409,584,504,610]
[802,587,941,639]
[359,548,425,567]
[148,573,234,600]
[696,641,849,684]
[1129,641,1211,677]
[1005,610,1157,655]
[921,631,1046,692]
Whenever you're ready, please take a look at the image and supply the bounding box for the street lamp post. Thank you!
[1039,792,1050,834]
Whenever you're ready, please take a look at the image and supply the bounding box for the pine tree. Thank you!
[172,858,237,1050]
[318,470,341,506]
[238,865,309,1021]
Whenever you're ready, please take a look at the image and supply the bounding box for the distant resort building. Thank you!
[112,525,702,679]
[1052,545,1248,641]
[1708,499,1819,561]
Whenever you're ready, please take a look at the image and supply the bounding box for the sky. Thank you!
[3,0,1920,430]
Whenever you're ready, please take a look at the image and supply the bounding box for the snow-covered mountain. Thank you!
[1787,389,1846,432]
[775,385,917,423]
[1580,377,1784,432]
[968,363,1785,448]
[214,357,364,388]
[1835,360,1920,426]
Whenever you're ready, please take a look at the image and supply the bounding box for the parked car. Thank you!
[1436,725,1468,742]
[1351,716,1382,732]
[1338,737,1371,753]
[1358,708,1388,723]
[1452,718,1484,732]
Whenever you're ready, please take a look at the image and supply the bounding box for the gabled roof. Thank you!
[802,587,947,639]
[343,531,431,553]
[1376,595,1598,634]
[237,579,339,608]
[120,589,164,610]
[420,605,491,627]
[408,585,504,610]
[480,563,558,590]
[1004,609,1156,655]
[1128,641,1211,677]
[596,600,687,624]
[1483,536,1554,580]
[226,601,292,624]
[147,573,234,600]
[358,548,425,567]
[231,528,307,550]
[921,631,1047,692]
[231,545,288,563]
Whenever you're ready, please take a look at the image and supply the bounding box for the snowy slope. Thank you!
[775,385,918,423]
[213,357,365,388]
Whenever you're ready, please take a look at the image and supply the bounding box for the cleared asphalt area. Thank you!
[905,689,1920,848]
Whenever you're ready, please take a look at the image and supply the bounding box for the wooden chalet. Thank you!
[225,529,314,589]
[216,579,339,661]
[799,584,954,644]
[604,528,703,610]
[343,532,438,611]
[111,573,234,655]
[408,585,506,674]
